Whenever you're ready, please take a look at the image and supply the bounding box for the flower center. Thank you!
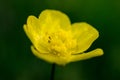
[43,29,76,57]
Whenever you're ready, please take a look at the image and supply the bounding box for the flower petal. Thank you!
[31,46,69,65]
[24,16,49,53]
[70,48,103,62]
[72,22,99,53]
[23,24,33,42]
[38,9,71,30]
[27,15,41,33]
[25,16,41,43]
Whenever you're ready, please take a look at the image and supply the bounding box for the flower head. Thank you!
[23,9,103,65]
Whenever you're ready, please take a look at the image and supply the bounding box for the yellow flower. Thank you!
[23,9,103,65]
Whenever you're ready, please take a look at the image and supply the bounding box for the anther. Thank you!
[48,36,51,43]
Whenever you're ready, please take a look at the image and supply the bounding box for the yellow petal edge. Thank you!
[23,9,104,65]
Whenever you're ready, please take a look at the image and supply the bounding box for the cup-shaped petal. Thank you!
[31,46,70,65]
[38,9,71,31]
[72,22,99,54]
[23,16,41,44]
[70,48,103,62]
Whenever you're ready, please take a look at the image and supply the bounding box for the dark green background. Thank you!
[0,0,120,80]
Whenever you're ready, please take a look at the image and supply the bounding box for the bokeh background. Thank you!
[0,0,120,80]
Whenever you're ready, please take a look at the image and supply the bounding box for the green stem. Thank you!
[50,64,56,80]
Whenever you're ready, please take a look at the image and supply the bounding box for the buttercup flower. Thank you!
[23,9,103,65]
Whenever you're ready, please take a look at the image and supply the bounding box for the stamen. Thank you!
[44,29,76,57]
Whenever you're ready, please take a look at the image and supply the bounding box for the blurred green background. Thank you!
[0,0,120,80]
